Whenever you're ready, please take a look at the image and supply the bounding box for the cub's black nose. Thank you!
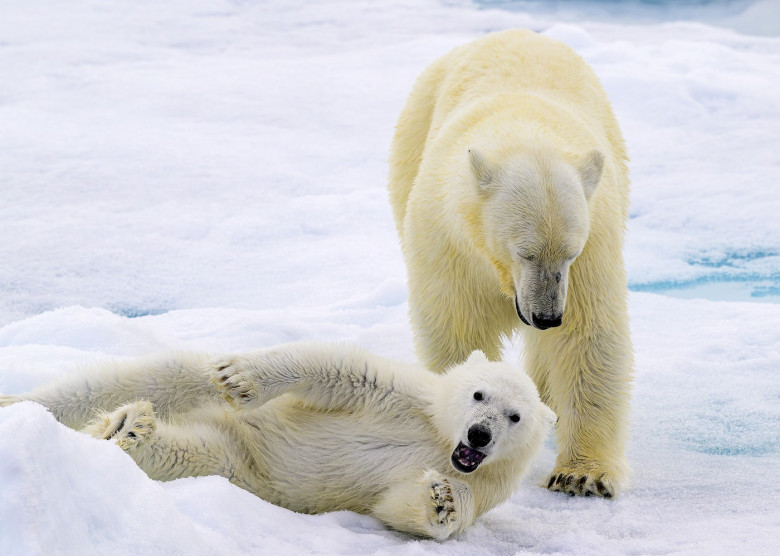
[532,313,562,330]
[467,423,492,448]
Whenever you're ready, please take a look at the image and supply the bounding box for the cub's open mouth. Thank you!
[450,442,486,473]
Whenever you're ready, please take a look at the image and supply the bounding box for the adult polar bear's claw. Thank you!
[388,29,634,497]
[546,469,617,498]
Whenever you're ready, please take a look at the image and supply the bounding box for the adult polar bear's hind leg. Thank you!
[388,30,633,497]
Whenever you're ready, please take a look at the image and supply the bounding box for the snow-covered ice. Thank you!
[1,0,778,554]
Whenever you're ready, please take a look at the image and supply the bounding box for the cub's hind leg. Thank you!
[10,353,222,429]
[83,401,251,487]
[0,394,23,408]
[82,400,156,450]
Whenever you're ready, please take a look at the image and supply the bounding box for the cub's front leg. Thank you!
[209,343,419,413]
[372,470,475,540]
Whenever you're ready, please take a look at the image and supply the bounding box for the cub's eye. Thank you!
[509,413,520,423]
[473,391,484,401]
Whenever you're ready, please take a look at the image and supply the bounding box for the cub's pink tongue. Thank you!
[451,442,486,473]
[456,445,485,466]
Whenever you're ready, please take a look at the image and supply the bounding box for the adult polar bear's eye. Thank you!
[473,391,484,401]
[509,413,521,423]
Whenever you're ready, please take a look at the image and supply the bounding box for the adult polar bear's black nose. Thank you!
[532,313,562,330]
[467,423,492,448]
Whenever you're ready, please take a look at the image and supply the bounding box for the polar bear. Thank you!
[388,29,633,497]
[0,343,555,540]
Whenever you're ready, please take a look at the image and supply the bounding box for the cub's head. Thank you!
[468,146,604,330]
[436,351,556,474]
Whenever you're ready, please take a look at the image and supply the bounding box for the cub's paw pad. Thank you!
[429,478,457,527]
[82,401,156,450]
[546,470,616,498]
[209,358,257,408]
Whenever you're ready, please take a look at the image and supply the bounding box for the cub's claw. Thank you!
[430,479,457,526]
[82,401,156,450]
[209,358,258,408]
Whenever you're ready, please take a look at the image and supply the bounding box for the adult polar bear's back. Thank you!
[388,30,633,499]
[389,29,628,231]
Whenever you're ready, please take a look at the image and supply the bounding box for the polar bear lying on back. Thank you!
[0,343,555,540]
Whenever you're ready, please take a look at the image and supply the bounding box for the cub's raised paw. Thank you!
[82,401,156,451]
[423,470,458,537]
[209,358,259,408]
[546,468,619,498]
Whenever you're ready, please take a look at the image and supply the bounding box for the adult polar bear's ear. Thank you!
[468,148,498,195]
[578,149,605,200]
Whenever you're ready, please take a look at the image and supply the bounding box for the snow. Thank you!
[1,0,778,554]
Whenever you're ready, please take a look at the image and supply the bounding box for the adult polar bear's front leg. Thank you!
[372,470,475,540]
[524,247,633,498]
[210,343,430,412]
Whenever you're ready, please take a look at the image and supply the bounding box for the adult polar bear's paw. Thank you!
[210,357,259,408]
[546,467,619,498]
[81,400,156,451]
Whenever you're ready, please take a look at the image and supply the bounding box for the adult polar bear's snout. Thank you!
[512,259,571,330]
[472,147,604,331]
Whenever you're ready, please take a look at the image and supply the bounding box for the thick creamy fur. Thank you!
[388,29,633,497]
[0,344,554,540]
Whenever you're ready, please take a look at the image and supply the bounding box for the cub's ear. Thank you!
[466,350,488,364]
[468,149,498,194]
[578,150,605,200]
[540,403,558,427]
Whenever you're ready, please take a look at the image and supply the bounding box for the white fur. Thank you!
[0,344,554,540]
[388,29,633,497]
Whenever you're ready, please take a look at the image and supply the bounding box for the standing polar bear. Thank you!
[389,29,633,497]
[0,343,555,540]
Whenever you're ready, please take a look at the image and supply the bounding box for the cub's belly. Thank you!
[242,404,446,514]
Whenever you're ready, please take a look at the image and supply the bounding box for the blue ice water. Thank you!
[474,0,754,19]
[631,249,780,303]
[111,306,171,318]
[473,0,776,36]
[630,278,780,303]
[673,404,780,457]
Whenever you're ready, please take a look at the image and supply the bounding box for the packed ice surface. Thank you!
[1,0,778,554]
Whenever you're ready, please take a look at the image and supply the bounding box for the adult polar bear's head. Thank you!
[435,351,556,474]
[468,146,604,330]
